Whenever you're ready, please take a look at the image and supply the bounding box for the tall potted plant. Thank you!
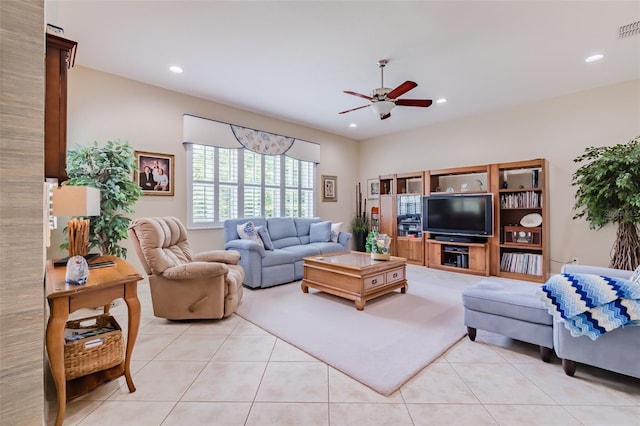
[572,136,640,270]
[352,182,369,251]
[62,140,142,258]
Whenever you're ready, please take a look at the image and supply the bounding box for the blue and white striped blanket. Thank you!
[539,273,640,340]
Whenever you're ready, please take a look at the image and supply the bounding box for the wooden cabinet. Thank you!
[45,33,77,181]
[427,240,489,276]
[491,159,548,282]
[377,159,547,279]
[396,237,424,265]
[378,172,424,263]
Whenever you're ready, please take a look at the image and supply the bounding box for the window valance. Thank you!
[182,114,320,163]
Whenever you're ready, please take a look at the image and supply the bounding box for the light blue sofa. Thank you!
[224,217,351,289]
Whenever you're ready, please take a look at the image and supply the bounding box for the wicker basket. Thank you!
[64,314,124,381]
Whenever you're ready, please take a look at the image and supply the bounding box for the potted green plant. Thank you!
[62,140,142,258]
[572,135,640,270]
[352,183,369,251]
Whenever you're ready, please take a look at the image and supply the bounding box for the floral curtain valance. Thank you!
[230,125,294,155]
[182,114,320,163]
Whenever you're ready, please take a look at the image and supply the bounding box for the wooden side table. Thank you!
[45,255,143,426]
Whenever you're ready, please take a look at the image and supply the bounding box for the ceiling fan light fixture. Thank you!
[370,100,395,116]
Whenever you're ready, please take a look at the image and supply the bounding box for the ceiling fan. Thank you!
[339,59,432,120]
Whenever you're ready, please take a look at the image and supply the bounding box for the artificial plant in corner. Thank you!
[351,182,369,251]
[572,135,640,270]
[62,139,142,258]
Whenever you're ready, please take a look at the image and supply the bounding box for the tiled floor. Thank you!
[47,272,640,426]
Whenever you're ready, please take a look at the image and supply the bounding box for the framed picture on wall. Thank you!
[322,175,337,202]
[367,178,380,199]
[135,151,175,196]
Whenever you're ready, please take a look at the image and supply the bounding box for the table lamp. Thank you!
[52,186,100,258]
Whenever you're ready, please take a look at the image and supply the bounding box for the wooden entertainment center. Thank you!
[377,159,548,282]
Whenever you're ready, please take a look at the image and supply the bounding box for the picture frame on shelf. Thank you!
[322,175,337,202]
[367,178,380,199]
[135,151,175,196]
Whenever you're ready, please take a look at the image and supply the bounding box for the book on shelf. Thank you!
[500,191,542,208]
[500,252,542,276]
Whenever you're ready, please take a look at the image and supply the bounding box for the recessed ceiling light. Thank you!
[585,54,604,63]
[436,98,447,104]
[169,65,183,73]
[349,123,357,128]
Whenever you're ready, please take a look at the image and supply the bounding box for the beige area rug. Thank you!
[235,264,482,396]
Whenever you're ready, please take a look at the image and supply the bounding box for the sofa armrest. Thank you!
[224,239,266,257]
[560,264,633,280]
[194,249,240,265]
[162,262,228,280]
[338,232,352,250]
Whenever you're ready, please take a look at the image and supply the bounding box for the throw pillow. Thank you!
[309,221,331,243]
[330,222,343,243]
[256,225,274,250]
[237,221,263,246]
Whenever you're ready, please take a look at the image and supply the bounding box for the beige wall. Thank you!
[0,0,45,424]
[359,79,640,271]
[48,67,360,274]
[47,67,640,275]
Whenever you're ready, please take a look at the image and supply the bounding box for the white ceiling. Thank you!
[47,1,640,141]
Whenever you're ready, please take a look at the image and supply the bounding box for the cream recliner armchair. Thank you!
[128,216,244,320]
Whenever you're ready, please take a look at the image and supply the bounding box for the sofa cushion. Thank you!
[267,217,297,240]
[309,242,346,254]
[281,244,322,261]
[237,221,263,246]
[294,217,321,237]
[310,221,331,243]
[261,249,296,267]
[462,279,552,325]
[272,237,302,249]
[256,225,274,250]
[295,217,320,245]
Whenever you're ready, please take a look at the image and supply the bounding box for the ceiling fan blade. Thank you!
[343,90,372,100]
[395,99,433,107]
[386,81,417,99]
[339,104,371,114]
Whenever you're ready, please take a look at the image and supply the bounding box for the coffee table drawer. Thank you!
[386,268,404,284]
[364,273,385,290]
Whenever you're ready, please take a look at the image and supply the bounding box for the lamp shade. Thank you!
[370,100,395,116]
[52,186,101,216]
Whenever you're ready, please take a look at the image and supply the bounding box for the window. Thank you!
[187,144,315,228]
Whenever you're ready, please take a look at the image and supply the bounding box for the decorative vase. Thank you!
[371,234,391,261]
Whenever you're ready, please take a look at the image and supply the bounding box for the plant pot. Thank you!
[353,230,367,252]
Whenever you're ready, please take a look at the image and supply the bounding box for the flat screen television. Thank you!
[422,193,493,238]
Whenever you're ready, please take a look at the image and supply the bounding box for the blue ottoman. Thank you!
[461,279,553,362]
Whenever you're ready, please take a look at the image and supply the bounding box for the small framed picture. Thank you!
[135,151,175,196]
[322,175,337,202]
[367,178,380,199]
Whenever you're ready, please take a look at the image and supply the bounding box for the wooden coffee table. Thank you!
[301,251,407,310]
